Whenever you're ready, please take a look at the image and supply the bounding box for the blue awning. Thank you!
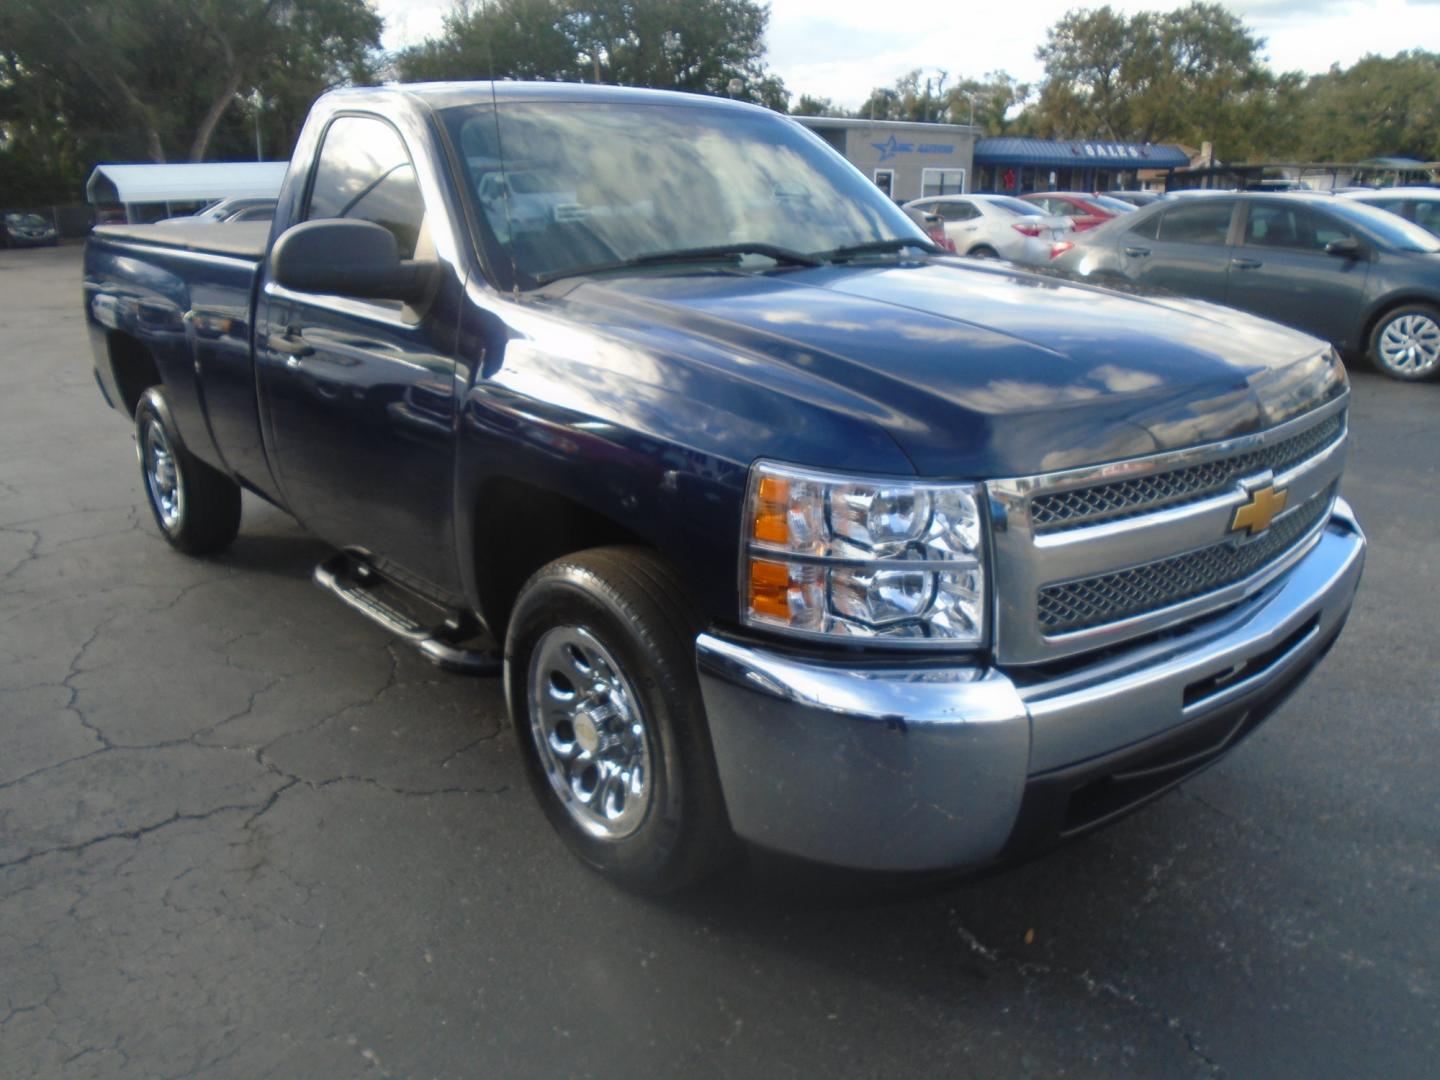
[975,138,1190,170]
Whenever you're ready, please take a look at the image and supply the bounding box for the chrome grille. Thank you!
[1030,412,1343,533]
[1036,488,1335,633]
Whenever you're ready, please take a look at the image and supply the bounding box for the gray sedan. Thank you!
[1051,192,1440,380]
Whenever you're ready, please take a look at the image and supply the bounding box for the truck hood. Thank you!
[546,259,1346,477]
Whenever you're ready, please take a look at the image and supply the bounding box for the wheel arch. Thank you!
[1360,293,1440,353]
[466,478,651,641]
[106,331,162,418]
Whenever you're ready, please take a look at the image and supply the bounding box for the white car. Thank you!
[159,197,277,225]
[904,194,1074,265]
[1340,187,1440,237]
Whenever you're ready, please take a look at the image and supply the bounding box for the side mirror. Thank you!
[1325,236,1362,259]
[271,219,434,302]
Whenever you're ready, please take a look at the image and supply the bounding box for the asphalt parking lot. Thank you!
[1,242,1436,1079]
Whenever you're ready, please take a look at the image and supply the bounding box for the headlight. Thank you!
[741,460,986,647]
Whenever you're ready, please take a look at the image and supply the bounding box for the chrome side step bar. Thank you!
[313,552,501,675]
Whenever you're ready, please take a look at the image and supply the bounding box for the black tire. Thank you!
[134,387,241,555]
[968,245,999,259]
[504,546,733,894]
[1368,303,1440,381]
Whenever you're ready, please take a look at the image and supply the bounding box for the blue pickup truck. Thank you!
[85,83,1365,892]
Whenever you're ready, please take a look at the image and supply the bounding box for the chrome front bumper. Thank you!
[695,499,1365,872]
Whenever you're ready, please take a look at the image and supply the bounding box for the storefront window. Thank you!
[921,168,966,196]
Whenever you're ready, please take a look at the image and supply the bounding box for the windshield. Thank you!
[6,213,46,227]
[443,101,923,286]
[1324,199,1440,253]
[985,196,1043,217]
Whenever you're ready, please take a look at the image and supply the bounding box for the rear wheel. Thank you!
[135,387,241,554]
[1369,304,1440,381]
[968,245,999,259]
[505,546,732,893]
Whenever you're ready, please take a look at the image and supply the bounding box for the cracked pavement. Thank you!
[1,244,1436,1078]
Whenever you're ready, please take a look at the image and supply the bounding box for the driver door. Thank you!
[256,113,465,598]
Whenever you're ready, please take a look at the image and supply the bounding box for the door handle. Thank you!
[1231,257,1262,270]
[1123,246,1150,257]
[270,324,314,358]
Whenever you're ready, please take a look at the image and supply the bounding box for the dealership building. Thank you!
[797,117,979,202]
[973,138,1192,194]
[798,117,1190,198]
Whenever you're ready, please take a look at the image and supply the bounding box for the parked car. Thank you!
[905,194,1071,264]
[84,82,1364,892]
[159,197,277,226]
[1103,191,1166,207]
[2,212,59,247]
[1051,191,1440,380]
[901,205,956,252]
[1022,191,1135,230]
[1341,187,1440,237]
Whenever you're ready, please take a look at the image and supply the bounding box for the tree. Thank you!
[1023,2,1282,159]
[791,94,843,117]
[852,69,1029,131]
[395,0,789,110]
[1298,51,1440,162]
[0,0,380,180]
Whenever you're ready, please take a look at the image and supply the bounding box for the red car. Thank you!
[1021,192,1137,232]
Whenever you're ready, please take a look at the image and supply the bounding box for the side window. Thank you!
[1411,201,1440,235]
[1310,211,1351,249]
[938,201,977,220]
[306,116,424,259]
[1159,201,1234,245]
[1245,203,1350,252]
[1128,212,1161,240]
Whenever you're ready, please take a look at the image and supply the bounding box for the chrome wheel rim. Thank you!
[1378,313,1440,377]
[527,625,653,840]
[141,419,184,531]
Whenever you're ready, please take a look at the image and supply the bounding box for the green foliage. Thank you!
[0,0,380,204]
[1021,2,1280,158]
[791,94,843,118]
[1298,51,1440,162]
[394,0,788,110]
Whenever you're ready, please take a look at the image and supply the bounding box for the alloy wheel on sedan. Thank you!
[1373,306,1440,380]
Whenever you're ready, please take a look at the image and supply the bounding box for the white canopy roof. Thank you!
[86,162,289,205]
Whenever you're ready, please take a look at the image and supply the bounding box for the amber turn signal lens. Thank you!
[752,475,789,544]
[748,558,791,621]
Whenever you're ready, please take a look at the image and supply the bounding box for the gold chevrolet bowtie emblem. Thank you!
[1230,484,1288,536]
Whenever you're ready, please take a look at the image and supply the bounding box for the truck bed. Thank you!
[93,221,270,260]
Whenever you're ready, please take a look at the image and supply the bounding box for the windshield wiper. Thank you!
[534,243,822,286]
[817,237,944,262]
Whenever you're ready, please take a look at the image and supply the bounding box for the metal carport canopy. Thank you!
[85,162,289,204]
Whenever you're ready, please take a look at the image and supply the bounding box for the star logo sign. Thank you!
[871,135,915,162]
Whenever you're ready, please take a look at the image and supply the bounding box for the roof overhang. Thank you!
[974,138,1190,170]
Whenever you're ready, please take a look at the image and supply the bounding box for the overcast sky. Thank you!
[373,0,1440,109]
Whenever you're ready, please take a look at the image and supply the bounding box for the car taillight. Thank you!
[1011,222,1043,238]
[927,226,956,253]
[1049,240,1075,260]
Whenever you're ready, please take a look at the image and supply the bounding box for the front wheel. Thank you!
[505,546,732,893]
[135,387,241,554]
[1369,304,1440,381]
